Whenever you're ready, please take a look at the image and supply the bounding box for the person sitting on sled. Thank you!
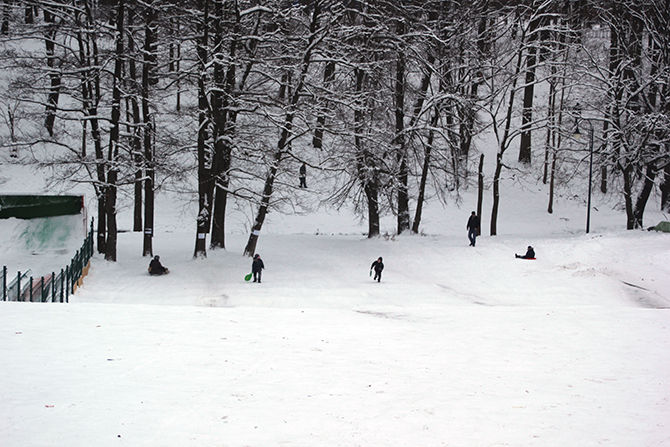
[148,255,169,275]
[370,257,384,282]
[515,246,535,259]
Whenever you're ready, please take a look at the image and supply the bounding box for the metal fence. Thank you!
[2,219,94,303]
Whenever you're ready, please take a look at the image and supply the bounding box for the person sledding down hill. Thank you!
[515,246,535,259]
[148,255,169,275]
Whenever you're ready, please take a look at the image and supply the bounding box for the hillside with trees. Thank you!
[1,0,668,260]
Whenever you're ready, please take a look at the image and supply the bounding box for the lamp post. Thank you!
[574,117,594,234]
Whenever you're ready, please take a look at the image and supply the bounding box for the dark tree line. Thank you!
[0,0,668,262]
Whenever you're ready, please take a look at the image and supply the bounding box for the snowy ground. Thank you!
[2,152,670,446]
[2,224,670,446]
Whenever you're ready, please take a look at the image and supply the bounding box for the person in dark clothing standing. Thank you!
[148,255,168,275]
[467,211,480,246]
[370,257,384,282]
[252,253,265,283]
[299,162,307,188]
[515,246,536,259]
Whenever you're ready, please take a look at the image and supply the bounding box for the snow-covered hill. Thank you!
[2,200,670,446]
[1,89,669,447]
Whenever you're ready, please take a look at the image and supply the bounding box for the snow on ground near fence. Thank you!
[1,227,669,446]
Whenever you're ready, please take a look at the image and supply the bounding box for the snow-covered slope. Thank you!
[2,215,670,446]
[2,109,669,447]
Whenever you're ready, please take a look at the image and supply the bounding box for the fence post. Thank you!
[29,276,33,302]
[60,269,64,303]
[17,271,21,302]
[51,272,55,302]
[65,266,70,302]
[73,251,78,291]
[2,266,6,301]
[90,219,94,258]
[90,219,94,257]
[40,276,45,302]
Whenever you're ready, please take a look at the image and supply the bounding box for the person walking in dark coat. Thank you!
[515,246,535,259]
[467,211,480,246]
[299,162,307,188]
[148,255,168,275]
[370,257,384,282]
[252,254,265,283]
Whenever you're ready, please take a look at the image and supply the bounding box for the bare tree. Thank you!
[243,1,332,256]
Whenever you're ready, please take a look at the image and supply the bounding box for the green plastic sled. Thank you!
[244,273,253,282]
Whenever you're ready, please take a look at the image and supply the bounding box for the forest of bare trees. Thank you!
[1,0,668,260]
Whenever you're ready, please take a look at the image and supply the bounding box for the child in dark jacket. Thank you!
[515,246,535,259]
[252,254,265,283]
[370,257,384,282]
[148,255,168,275]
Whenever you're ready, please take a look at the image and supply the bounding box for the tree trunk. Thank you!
[633,162,656,229]
[97,194,106,254]
[548,47,568,214]
[543,79,555,184]
[168,18,175,73]
[490,153,502,236]
[243,1,321,256]
[1,0,9,35]
[518,46,537,164]
[457,10,488,164]
[394,20,409,234]
[105,0,125,262]
[105,171,118,262]
[243,149,281,257]
[477,153,484,236]
[458,82,478,164]
[210,0,240,250]
[142,2,156,257]
[365,181,380,238]
[411,110,438,234]
[621,165,635,230]
[44,8,61,136]
[126,12,143,233]
[662,160,670,212]
[406,48,435,234]
[81,1,106,254]
[548,148,556,214]
[491,43,524,236]
[353,68,379,238]
[518,12,541,165]
[313,60,335,149]
[194,0,210,258]
[175,18,181,111]
[25,4,34,24]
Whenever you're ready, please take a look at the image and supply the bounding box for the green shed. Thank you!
[0,195,84,219]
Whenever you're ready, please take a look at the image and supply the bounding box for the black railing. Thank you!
[2,219,94,303]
